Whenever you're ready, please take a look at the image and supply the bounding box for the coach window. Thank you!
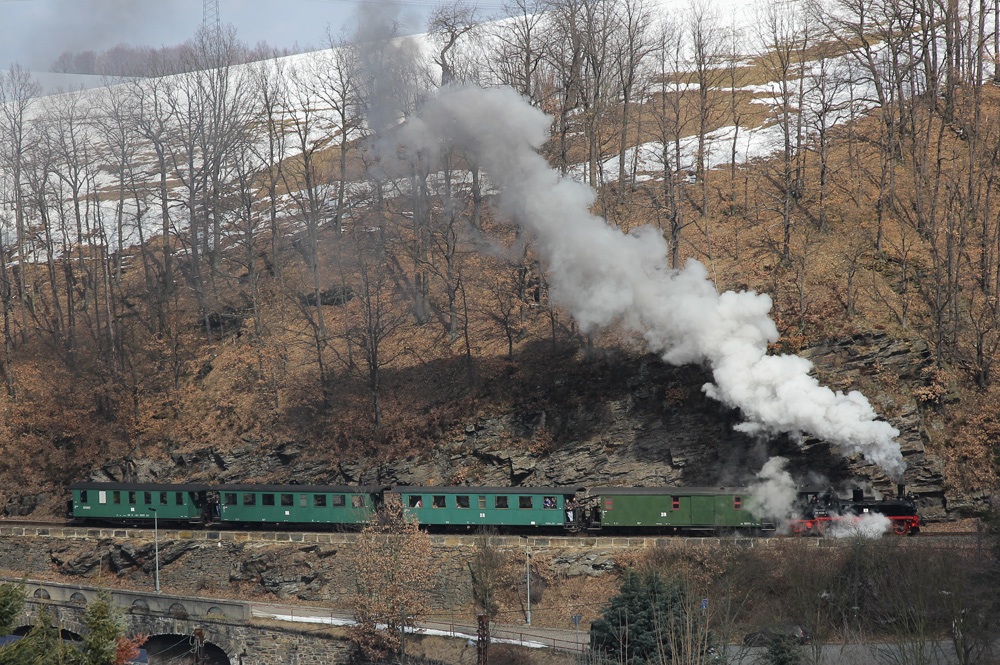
[98,491,107,504]
[733,497,743,511]
[478,496,486,509]
[543,496,556,509]
[281,494,293,507]
[352,496,364,508]
[456,496,470,509]
[160,492,168,505]
[519,496,533,509]
[432,496,446,509]
[175,492,184,506]
[80,490,88,503]
[262,494,275,506]
[143,492,152,505]
[224,493,236,506]
[672,496,680,510]
[113,491,121,504]
[128,491,136,504]
[495,496,509,509]
[314,495,327,508]
[409,496,423,508]
[243,494,256,506]
[300,495,307,507]
[332,495,345,507]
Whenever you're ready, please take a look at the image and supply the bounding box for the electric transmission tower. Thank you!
[203,0,220,32]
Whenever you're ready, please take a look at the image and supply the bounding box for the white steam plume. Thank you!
[828,513,892,538]
[384,84,904,480]
[746,457,798,525]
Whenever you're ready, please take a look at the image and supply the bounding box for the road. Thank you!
[251,602,991,664]
[250,602,587,652]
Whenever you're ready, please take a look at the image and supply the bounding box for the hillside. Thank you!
[0,0,993,522]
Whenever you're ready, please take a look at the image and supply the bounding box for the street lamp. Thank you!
[150,507,160,594]
[522,536,531,625]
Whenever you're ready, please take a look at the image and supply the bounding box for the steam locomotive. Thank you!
[788,486,922,535]
[67,482,921,536]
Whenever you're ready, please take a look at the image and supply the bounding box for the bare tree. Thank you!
[468,529,513,619]
[428,0,479,86]
[348,224,412,431]
[542,0,586,174]
[579,0,622,193]
[613,0,654,197]
[246,51,290,287]
[0,65,40,354]
[281,63,339,402]
[489,0,548,104]
[649,17,692,267]
[479,267,523,359]
[688,1,729,218]
[350,503,433,660]
[757,0,810,261]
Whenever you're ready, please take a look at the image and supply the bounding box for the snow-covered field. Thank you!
[0,0,885,256]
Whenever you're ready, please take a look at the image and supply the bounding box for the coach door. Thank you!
[690,495,715,528]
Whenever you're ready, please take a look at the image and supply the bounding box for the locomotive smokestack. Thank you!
[897,483,905,499]
[852,489,864,503]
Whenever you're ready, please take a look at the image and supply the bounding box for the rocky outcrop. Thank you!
[77,335,950,520]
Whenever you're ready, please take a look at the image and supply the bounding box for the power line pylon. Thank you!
[203,0,220,32]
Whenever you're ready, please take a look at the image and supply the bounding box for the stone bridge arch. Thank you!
[18,601,235,664]
[10,581,243,664]
[4,579,355,664]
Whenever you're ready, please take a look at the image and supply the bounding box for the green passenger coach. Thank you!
[388,486,579,529]
[216,484,377,526]
[590,487,775,533]
[70,482,210,524]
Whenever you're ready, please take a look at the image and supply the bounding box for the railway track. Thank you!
[0,518,984,546]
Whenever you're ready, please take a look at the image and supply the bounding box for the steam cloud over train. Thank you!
[68,482,921,536]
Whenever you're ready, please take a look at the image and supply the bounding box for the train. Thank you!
[788,487,922,535]
[67,481,922,536]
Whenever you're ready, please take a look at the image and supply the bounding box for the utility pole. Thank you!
[522,536,531,625]
[150,507,160,594]
[477,613,490,665]
[203,0,220,32]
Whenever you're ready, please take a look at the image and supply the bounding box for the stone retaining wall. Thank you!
[0,525,970,623]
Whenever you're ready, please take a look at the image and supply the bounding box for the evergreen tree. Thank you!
[0,591,139,665]
[763,636,803,665]
[0,584,24,636]
[79,592,123,665]
[0,608,80,665]
[590,570,715,664]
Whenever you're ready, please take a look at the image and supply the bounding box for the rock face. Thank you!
[78,334,948,520]
[384,335,942,516]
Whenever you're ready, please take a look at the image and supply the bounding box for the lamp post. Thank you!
[522,536,531,625]
[150,507,160,594]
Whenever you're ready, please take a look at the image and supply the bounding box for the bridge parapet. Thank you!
[2,577,357,664]
[2,577,250,623]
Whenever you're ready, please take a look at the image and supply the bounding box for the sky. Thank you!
[0,0,507,71]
